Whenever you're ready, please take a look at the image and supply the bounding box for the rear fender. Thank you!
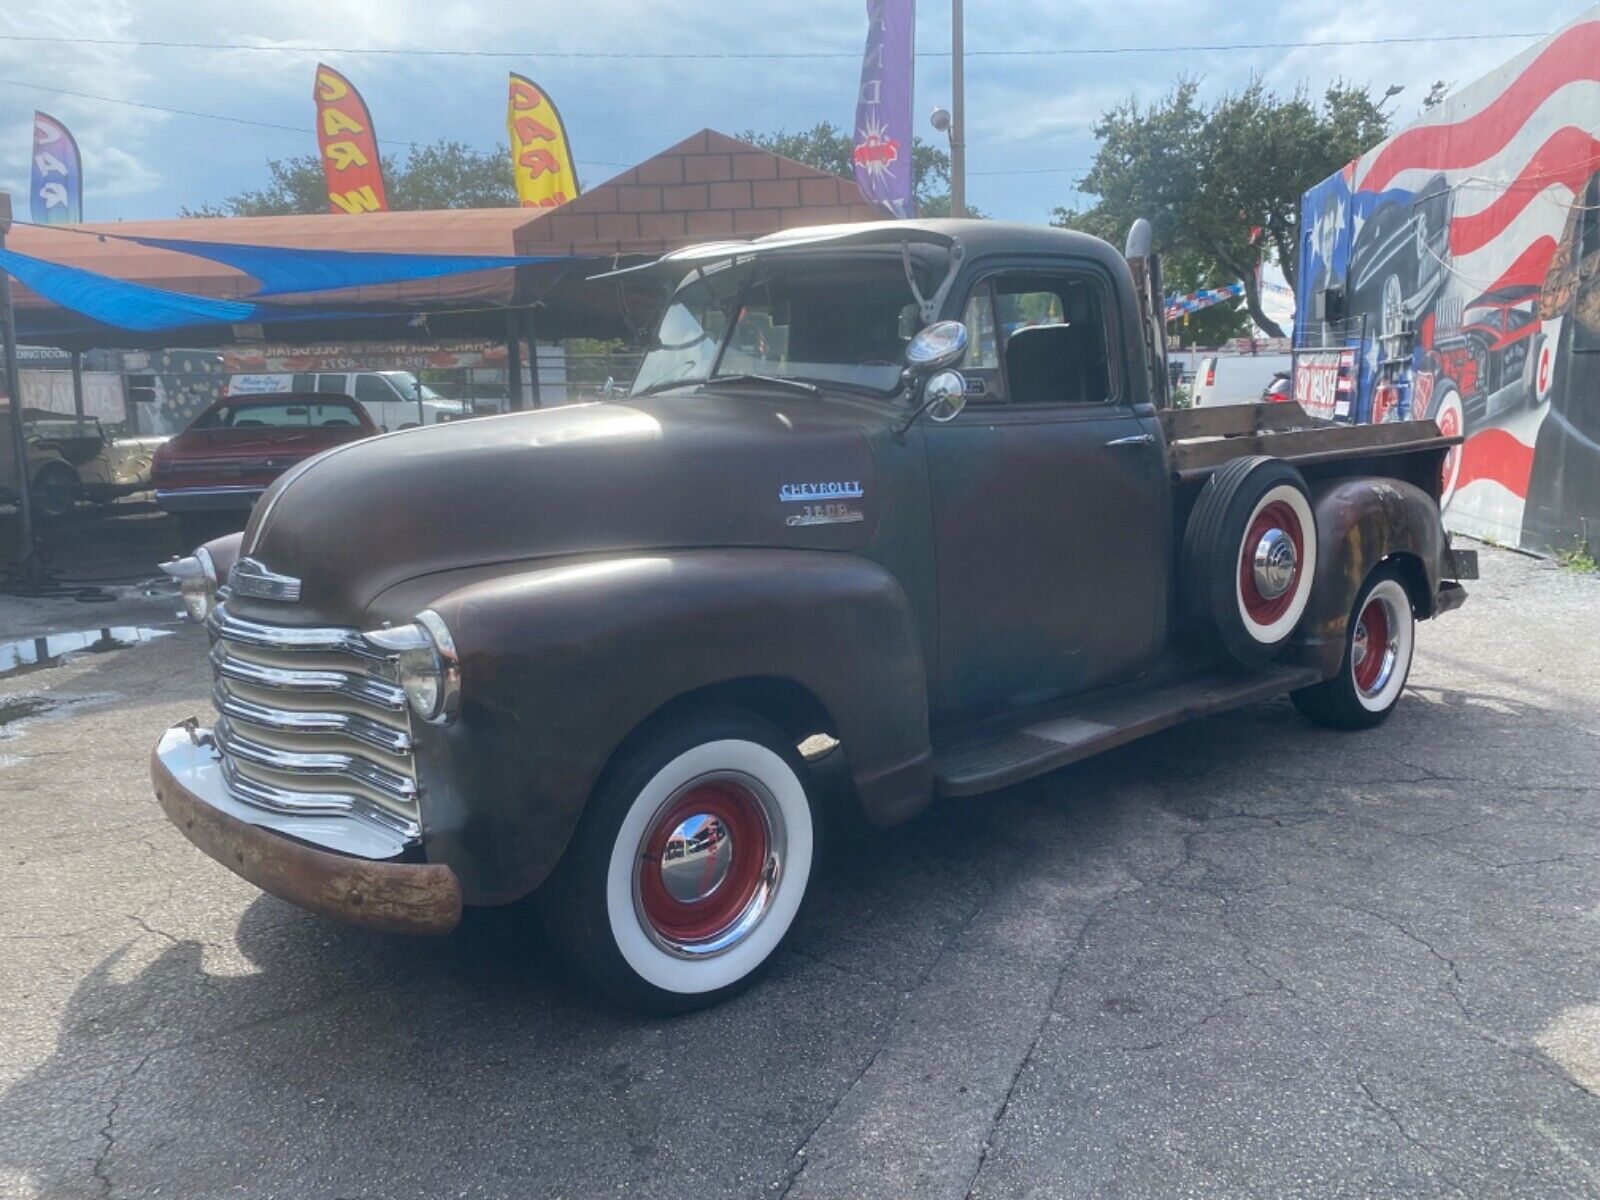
[1290,477,1446,677]
[406,549,931,905]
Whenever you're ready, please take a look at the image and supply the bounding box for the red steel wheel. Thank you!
[635,777,774,950]
[1237,498,1306,628]
[1351,596,1392,696]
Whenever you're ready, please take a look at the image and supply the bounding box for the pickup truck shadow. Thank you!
[0,685,1558,1197]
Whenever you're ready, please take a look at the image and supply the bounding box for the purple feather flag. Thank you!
[853,0,915,219]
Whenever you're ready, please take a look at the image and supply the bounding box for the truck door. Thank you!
[923,268,1169,726]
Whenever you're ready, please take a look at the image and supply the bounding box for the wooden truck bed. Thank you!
[1159,402,1458,484]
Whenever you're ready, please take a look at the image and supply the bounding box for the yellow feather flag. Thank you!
[507,73,580,209]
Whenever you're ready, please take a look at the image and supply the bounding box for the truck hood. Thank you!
[235,391,885,624]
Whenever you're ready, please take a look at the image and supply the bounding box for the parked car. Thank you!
[1262,370,1292,402]
[153,219,1473,1014]
[227,371,467,430]
[25,414,168,505]
[1190,353,1294,406]
[151,392,377,542]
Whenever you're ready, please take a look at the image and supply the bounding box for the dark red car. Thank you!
[153,392,377,540]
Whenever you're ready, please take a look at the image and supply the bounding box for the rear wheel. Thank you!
[538,710,815,1014]
[1292,565,1416,730]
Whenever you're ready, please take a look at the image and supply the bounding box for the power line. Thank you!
[0,77,630,169]
[0,75,1084,182]
[0,30,1552,61]
[969,167,1091,176]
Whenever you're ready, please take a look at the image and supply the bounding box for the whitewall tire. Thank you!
[1292,565,1416,730]
[539,711,815,1013]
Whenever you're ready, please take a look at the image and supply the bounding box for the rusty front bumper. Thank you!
[152,724,461,935]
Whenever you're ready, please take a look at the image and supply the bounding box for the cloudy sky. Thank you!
[0,0,1579,226]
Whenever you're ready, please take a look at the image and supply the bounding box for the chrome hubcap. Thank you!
[1252,528,1298,601]
[658,813,734,904]
[634,771,787,960]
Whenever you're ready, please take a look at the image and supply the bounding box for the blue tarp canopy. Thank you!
[0,248,305,332]
[3,235,576,333]
[117,234,565,297]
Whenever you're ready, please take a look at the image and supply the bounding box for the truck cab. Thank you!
[153,220,1472,1013]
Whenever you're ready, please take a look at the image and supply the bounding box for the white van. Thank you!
[1189,354,1293,407]
[227,371,466,430]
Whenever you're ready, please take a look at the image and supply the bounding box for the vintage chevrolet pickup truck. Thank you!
[152,220,1475,1012]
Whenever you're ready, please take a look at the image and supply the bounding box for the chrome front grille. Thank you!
[206,603,421,842]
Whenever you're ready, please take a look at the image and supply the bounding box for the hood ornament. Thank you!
[228,557,303,603]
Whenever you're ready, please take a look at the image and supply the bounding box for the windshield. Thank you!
[631,254,934,396]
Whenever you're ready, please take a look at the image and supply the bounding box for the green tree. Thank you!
[738,121,965,214]
[184,139,516,217]
[1056,78,1388,338]
[1161,249,1253,347]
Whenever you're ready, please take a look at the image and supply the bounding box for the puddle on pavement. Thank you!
[0,691,119,759]
[0,627,175,679]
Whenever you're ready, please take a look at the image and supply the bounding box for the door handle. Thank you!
[1104,433,1155,447]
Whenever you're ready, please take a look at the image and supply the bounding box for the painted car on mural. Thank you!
[150,220,1474,1013]
[1295,10,1600,552]
[1417,284,1556,501]
[1347,173,1453,340]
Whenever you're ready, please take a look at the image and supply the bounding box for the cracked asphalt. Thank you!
[1,542,1598,1199]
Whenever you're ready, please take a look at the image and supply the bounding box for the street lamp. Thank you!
[927,0,966,218]
[950,0,965,218]
[1378,83,1405,111]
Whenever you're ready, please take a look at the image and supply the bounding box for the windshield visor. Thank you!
[630,252,943,396]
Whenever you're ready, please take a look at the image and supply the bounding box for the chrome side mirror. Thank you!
[923,370,968,423]
[905,320,969,373]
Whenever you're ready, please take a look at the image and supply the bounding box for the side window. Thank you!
[994,289,1065,333]
[958,286,1002,401]
[960,273,1116,406]
[291,374,315,391]
[354,374,396,406]
[316,374,349,395]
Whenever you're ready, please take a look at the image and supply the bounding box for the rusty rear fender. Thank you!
[1290,476,1449,678]
[398,549,932,906]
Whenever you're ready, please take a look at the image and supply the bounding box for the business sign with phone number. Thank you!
[222,340,517,374]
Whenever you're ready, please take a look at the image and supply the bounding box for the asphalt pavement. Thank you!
[1,543,1597,1199]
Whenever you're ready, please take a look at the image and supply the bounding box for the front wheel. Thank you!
[1292,565,1416,730]
[538,710,816,1014]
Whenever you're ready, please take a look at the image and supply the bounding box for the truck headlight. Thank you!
[161,547,217,622]
[365,610,460,724]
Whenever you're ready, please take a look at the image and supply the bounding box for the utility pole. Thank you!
[0,193,39,580]
[950,0,966,218]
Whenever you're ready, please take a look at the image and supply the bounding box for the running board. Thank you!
[932,664,1322,798]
